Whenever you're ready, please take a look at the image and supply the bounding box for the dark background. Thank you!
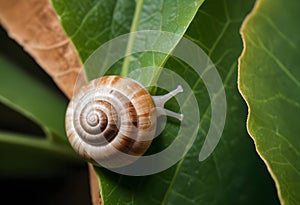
[0,26,91,205]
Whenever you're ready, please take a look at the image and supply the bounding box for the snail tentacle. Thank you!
[152,85,184,121]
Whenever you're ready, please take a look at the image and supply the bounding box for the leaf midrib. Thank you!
[121,0,144,76]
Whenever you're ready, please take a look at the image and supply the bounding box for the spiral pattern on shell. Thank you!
[65,76,156,168]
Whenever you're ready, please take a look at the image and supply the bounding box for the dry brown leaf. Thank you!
[0,0,100,204]
[0,0,81,99]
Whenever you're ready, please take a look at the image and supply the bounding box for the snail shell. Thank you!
[65,75,183,168]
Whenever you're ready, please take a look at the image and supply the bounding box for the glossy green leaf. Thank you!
[239,0,300,204]
[51,0,204,63]
[0,54,68,140]
[97,0,278,204]
[52,0,280,204]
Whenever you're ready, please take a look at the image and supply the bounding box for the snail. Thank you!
[65,75,183,168]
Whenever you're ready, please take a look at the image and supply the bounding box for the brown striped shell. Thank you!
[65,76,157,168]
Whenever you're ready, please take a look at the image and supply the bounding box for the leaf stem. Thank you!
[0,132,79,160]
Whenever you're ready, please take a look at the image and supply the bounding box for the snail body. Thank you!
[65,75,183,168]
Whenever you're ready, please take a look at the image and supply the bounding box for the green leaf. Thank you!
[50,0,135,62]
[97,1,279,204]
[51,0,204,63]
[0,53,68,140]
[239,0,300,204]
[52,0,280,204]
